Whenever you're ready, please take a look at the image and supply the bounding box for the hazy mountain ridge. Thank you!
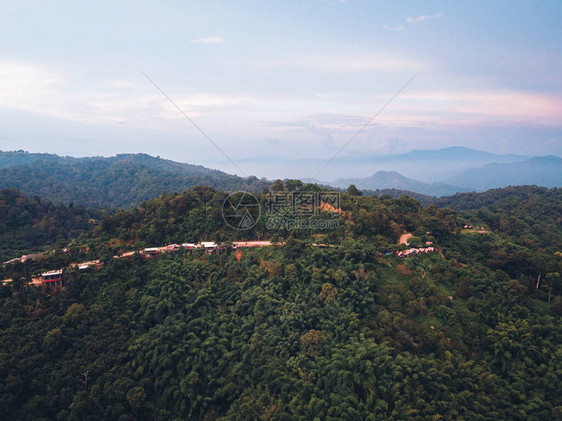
[327,153,561,197]
[238,146,530,181]
[386,146,527,161]
[1,149,560,207]
[331,170,471,197]
[444,156,562,190]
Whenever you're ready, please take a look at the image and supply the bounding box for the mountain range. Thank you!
[329,146,529,182]
[0,148,560,206]
[327,155,562,197]
[330,171,470,197]
[238,146,529,182]
[444,156,562,190]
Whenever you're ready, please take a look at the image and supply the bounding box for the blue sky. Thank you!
[0,0,561,179]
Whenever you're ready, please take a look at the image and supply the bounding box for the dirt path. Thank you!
[399,233,413,245]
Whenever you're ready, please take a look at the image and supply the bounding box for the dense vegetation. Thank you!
[0,185,561,420]
[0,151,269,209]
[0,188,99,262]
[437,185,560,211]
[362,188,435,206]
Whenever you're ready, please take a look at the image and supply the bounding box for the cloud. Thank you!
[0,61,247,129]
[383,24,405,31]
[406,13,442,24]
[1,61,560,152]
[0,62,63,114]
[266,89,562,136]
[258,53,423,73]
[394,90,562,127]
[384,12,441,32]
[192,36,224,44]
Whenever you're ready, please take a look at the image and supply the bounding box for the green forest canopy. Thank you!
[0,185,561,420]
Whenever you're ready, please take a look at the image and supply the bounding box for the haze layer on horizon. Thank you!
[0,0,561,180]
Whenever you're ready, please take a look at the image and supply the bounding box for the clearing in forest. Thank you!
[399,233,413,245]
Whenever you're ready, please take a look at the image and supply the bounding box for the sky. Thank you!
[0,0,561,180]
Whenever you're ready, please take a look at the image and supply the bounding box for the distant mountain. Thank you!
[237,146,529,181]
[384,146,526,162]
[444,156,562,190]
[331,170,471,197]
[0,151,269,209]
[346,146,529,182]
[2,149,557,209]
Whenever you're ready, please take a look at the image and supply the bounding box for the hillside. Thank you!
[444,156,562,190]
[0,188,99,262]
[0,151,269,209]
[0,186,561,419]
[436,185,561,211]
[0,150,67,168]
[331,170,470,197]
[362,188,436,206]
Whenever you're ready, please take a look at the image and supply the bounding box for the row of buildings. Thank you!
[122,240,276,259]
[2,241,278,289]
[1,259,103,289]
[396,246,436,258]
[2,240,437,289]
[377,245,438,258]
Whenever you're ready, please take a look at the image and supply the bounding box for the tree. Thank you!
[63,303,89,325]
[285,179,303,192]
[319,282,338,304]
[347,184,362,196]
[301,330,324,357]
[43,328,66,352]
[271,179,284,192]
[302,183,321,192]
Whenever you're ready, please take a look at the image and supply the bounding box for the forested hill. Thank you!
[362,188,436,206]
[436,185,560,211]
[436,186,562,249]
[0,185,561,419]
[0,188,99,262]
[0,151,269,209]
